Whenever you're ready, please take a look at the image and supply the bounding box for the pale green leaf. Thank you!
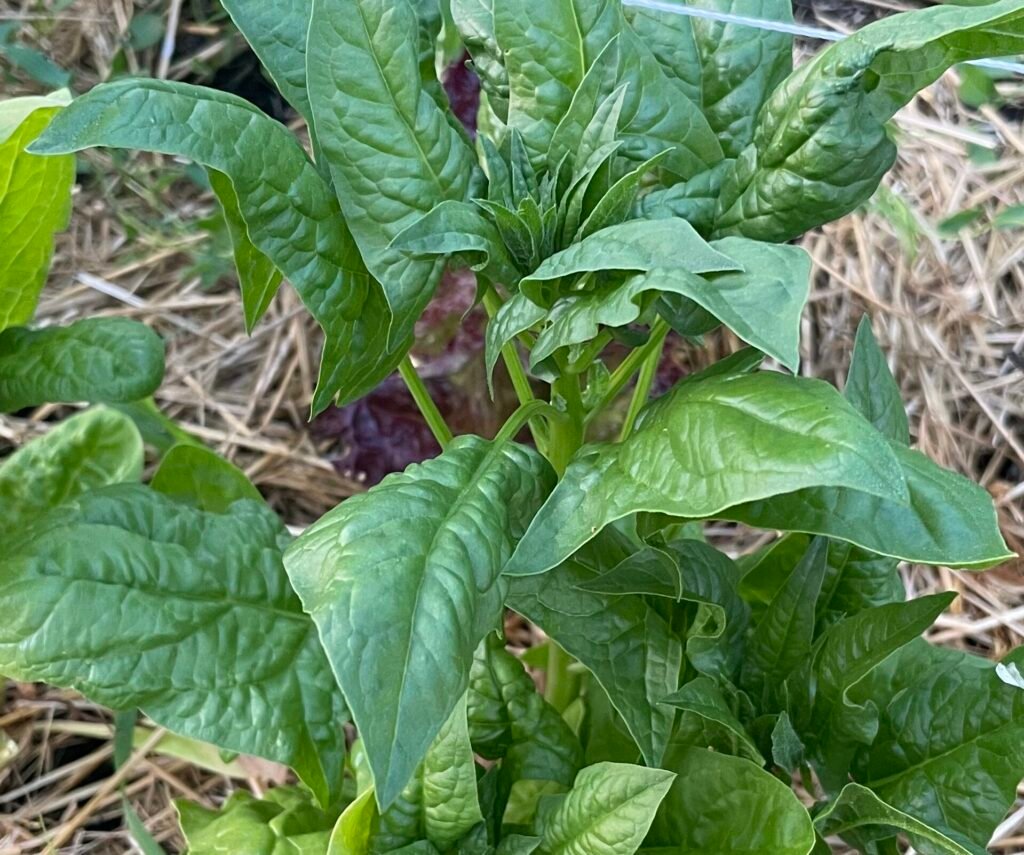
[151,444,261,513]
[0,318,165,412]
[284,437,554,808]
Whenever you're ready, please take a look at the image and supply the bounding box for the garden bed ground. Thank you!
[0,0,1022,851]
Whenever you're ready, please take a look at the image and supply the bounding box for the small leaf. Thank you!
[150,444,261,513]
[285,437,554,808]
[0,486,350,807]
[506,371,907,578]
[0,318,165,412]
[845,317,909,445]
[0,407,142,539]
[535,762,674,855]
[662,676,764,764]
[647,747,815,853]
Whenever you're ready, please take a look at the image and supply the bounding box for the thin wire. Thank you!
[621,0,1024,76]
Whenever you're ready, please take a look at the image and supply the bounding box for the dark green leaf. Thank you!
[29,79,395,411]
[506,371,907,578]
[506,548,683,769]
[647,747,815,853]
[306,0,478,354]
[0,407,142,539]
[0,485,349,807]
[484,292,546,390]
[625,0,793,157]
[535,762,674,855]
[285,437,554,808]
[0,318,165,412]
[845,317,909,444]
[713,0,1024,241]
[151,444,261,513]
[814,783,976,855]
[662,676,763,763]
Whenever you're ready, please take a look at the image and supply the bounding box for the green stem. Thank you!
[586,317,670,427]
[544,642,577,713]
[398,356,454,449]
[618,326,665,442]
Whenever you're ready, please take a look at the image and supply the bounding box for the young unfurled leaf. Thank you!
[306,0,478,351]
[177,788,334,855]
[0,318,165,412]
[519,218,740,306]
[0,486,350,807]
[505,371,907,578]
[342,697,483,853]
[285,437,554,808]
[207,170,283,333]
[534,762,674,855]
[29,79,394,412]
[646,747,814,854]
[725,441,1013,568]
[813,783,975,855]
[850,641,1024,852]
[484,292,546,391]
[150,444,261,513]
[662,676,764,764]
[507,546,683,769]
[0,99,74,330]
[625,0,793,158]
[0,407,142,539]
[714,0,1024,242]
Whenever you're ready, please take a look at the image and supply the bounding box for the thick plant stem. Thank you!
[618,327,666,441]
[398,355,454,449]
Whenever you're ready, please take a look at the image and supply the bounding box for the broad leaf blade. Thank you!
[0,103,74,330]
[647,747,815,853]
[29,79,391,412]
[0,318,165,412]
[536,762,674,855]
[306,0,477,350]
[151,444,261,513]
[0,407,142,538]
[0,486,350,807]
[506,371,907,578]
[284,437,554,808]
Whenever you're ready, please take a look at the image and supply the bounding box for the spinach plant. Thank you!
[2,0,1024,852]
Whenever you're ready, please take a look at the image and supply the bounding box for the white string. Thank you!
[621,0,1024,76]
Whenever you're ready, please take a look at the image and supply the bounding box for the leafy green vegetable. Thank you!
[285,437,553,808]
[0,318,165,412]
[0,486,349,807]
[150,444,261,513]
[0,99,74,330]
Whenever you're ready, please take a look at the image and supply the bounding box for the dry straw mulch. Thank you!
[1,0,1023,851]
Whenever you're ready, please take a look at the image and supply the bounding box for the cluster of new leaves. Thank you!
[2,0,1024,853]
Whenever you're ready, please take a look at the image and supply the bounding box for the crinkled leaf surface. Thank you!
[151,443,261,513]
[0,104,73,330]
[0,485,349,807]
[519,218,739,306]
[29,79,389,412]
[507,549,682,768]
[285,436,554,808]
[506,371,907,578]
[0,317,164,412]
[625,0,793,158]
[850,641,1024,852]
[177,788,334,855]
[306,0,477,348]
[452,0,508,120]
[714,0,1024,241]
[646,748,814,854]
[814,783,976,855]
[0,407,142,538]
[725,441,1012,568]
[535,762,674,855]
